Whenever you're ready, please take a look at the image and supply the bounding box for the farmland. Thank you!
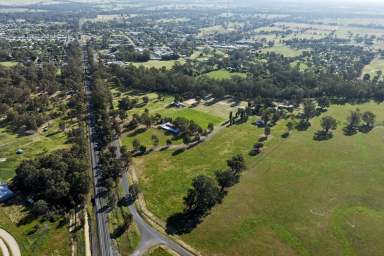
[134,101,384,255]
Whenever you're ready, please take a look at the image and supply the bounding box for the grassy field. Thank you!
[112,88,225,129]
[262,44,303,57]
[361,57,384,78]
[145,246,173,256]
[130,59,185,70]
[0,61,18,68]
[203,69,247,80]
[122,128,174,150]
[0,202,71,256]
[0,120,70,181]
[136,101,384,255]
[194,99,247,119]
[109,201,140,256]
[158,108,224,129]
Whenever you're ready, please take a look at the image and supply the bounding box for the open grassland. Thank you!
[0,61,18,68]
[136,101,384,255]
[112,88,224,128]
[203,69,247,80]
[0,202,71,256]
[130,59,185,70]
[122,128,173,150]
[111,89,174,116]
[194,99,247,119]
[361,57,384,78]
[0,120,70,181]
[261,44,303,57]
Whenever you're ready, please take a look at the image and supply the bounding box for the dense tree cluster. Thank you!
[14,147,90,211]
[114,45,150,62]
[110,58,384,103]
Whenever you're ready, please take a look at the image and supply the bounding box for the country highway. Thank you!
[83,44,195,256]
[82,47,114,256]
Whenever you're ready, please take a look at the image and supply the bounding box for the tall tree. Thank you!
[227,155,246,175]
[362,111,376,128]
[183,175,220,214]
[321,116,337,134]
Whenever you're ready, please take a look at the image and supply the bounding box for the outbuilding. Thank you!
[160,122,180,135]
[0,184,14,202]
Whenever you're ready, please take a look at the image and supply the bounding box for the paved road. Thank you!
[82,47,114,256]
[0,238,10,256]
[110,139,195,256]
[82,44,195,256]
[0,229,21,256]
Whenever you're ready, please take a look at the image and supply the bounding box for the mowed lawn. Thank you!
[262,44,304,57]
[130,59,185,70]
[0,61,18,68]
[203,69,247,80]
[158,108,224,129]
[122,128,174,150]
[136,101,384,256]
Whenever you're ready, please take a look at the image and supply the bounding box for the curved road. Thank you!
[0,229,21,256]
[112,139,195,256]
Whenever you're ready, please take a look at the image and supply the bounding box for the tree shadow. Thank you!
[295,120,311,131]
[313,131,333,141]
[126,127,147,137]
[172,147,186,156]
[343,126,358,136]
[359,125,373,134]
[281,132,290,139]
[166,211,203,235]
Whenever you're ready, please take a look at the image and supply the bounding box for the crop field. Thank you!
[135,101,384,256]
[0,120,70,181]
[203,69,247,80]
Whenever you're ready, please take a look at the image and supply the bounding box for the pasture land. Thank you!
[135,101,384,256]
